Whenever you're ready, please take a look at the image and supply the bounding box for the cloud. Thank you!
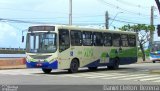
[0,0,157,48]
[0,22,19,47]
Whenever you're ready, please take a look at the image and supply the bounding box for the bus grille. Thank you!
[30,55,51,59]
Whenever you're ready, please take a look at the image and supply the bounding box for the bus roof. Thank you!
[56,25,137,35]
[29,25,137,35]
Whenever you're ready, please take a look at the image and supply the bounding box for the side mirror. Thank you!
[157,25,160,37]
[22,36,24,43]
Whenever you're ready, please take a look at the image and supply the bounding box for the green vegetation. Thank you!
[138,49,150,58]
[0,50,25,54]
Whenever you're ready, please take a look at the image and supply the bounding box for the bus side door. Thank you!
[58,29,71,69]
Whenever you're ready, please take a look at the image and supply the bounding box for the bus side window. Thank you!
[112,34,121,47]
[121,34,128,47]
[71,30,82,46]
[103,33,112,46]
[93,32,103,46]
[128,35,136,47]
[59,29,70,52]
[83,31,92,46]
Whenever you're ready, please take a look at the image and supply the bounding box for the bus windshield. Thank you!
[26,32,57,53]
[151,42,160,52]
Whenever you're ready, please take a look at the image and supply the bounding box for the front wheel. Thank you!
[42,68,52,74]
[68,59,79,73]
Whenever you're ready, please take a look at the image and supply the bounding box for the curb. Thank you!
[136,61,152,64]
[136,59,152,64]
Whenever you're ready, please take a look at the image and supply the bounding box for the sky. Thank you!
[0,0,159,48]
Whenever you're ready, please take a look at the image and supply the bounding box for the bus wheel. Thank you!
[88,67,97,70]
[153,61,156,63]
[107,58,119,70]
[68,59,79,73]
[42,68,52,74]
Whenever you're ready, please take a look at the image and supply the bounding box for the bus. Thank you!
[150,41,160,63]
[25,25,138,73]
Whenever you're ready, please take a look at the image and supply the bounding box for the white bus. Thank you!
[25,25,138,73]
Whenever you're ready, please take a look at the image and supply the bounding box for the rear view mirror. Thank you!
[22,36,24,43]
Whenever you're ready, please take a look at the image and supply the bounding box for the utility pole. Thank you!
[105,11,109,29]
[149,6,154,49]
[69,0,72,25]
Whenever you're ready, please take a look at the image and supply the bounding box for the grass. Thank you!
[0,50,25,54]
[138,49,150,58]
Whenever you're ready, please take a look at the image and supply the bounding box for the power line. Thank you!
[7,13,160,21]
[3,14,105,20]
[97,0,150,17]
[74,17,158,26]
[0,18,54,24]
[0,17,158,27]
[0,1,155,20]
[109,18,159,26]
[0,7,68,14]
[116,0,151,9]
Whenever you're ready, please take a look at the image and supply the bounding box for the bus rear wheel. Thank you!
[42,68,52,74]
[68,59,79,73]
[107,58,119,70]
[153,61,156,63]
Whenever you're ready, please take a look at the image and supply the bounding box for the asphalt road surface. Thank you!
[0,63,160,86]
[1,63,160,91]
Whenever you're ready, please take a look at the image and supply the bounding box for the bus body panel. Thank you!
[150,51,160,61]
[26,52,59,69]
[58,48,72,69]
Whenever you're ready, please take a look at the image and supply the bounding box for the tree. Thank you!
[155,0,160,14]
[119,24,155,61]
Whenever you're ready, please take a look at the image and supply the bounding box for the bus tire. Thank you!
[153,61,156,63]
[42,68,52,74]
[88,67,97,70]
[68,59,79,73]
[108,58,119,70]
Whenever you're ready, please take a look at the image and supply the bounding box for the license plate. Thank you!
[38,59,44,62]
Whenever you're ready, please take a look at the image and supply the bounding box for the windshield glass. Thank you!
[26,32,57,53]
[151,42,160,52]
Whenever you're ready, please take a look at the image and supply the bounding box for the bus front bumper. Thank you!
[26,60,58,69]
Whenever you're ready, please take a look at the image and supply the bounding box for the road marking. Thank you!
[139,76,160,81]
[153,80,160,83]
[62,72,127,79]
[57,72,160,83]
[101,74,146,80]
[1,69,160,83]
[85,73,127,79]
[121,75,159,80]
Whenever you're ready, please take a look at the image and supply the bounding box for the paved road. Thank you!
[0,63,160,85]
